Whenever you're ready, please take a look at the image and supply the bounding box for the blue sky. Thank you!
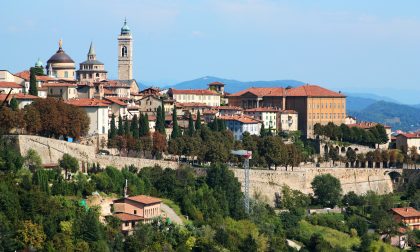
[1,0,420,103]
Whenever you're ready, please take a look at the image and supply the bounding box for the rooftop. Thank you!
[397,132,420,139]
[0,82,23,88]
[124,195,162,205]
[228,87,285,97]
[285,84,345,97]
[348,121,391,129]
[169,88,219,96]
[104,97,127,106]
[66,98,109,107]
[391,207,420,218]
[219,115,261,124]
[114,213,144,222]
[0,93,39,102]
[244,107,279,113]
[216,106,243,111]
[43,83,77,88]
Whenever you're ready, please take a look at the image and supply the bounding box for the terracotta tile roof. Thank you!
[203,109,218,115]
[244,107,279,113]
[66,98,109,107]
[216,106,243,111]
[126,195,162,205]
[170,88,219,95]
[397,132,420,139]
[0,82,23,88]
[280,109,298,114]
[228,87,285,97]
[104,97,127,106]
[391,207,420,218]
[98,80,131,88]
[114,213,144,221]
[14,71,55,82]
[219,115,261,124]
[0,93,39,102]
[43,83,77,88]
[286,84,345,97]
[208,81,225,86]
[103,89,115,95]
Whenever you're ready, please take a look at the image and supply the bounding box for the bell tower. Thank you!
[118,18,133,80]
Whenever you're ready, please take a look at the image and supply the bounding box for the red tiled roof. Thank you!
[219,115,261,124]
[0,93,39,102]
[114,213,144,221]
[126,195,162,205]
[14,71,55,82]
[104,97,127,106]
[286,84,345,97]
[170,88,219,95]
[280,109,298,114]
[391,207,420,218]
[216,106,243,111]
[66,98,109,107]
[0,82,23,88]
[228,87,285,97]
[203,109,218,115]
[245,107,279,113]
[98,80,131,88]
[397,132,420,139]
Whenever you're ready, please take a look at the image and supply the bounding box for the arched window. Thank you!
[121,46,128,57]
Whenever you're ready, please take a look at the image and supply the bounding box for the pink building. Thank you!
[112,195,162,235]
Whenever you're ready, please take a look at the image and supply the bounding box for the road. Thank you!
[161,203,184,225]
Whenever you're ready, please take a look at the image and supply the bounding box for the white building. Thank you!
[279,110,299,132]
[0,82,24,94]
[168,88,220,107]
[244,107,278,132]
[66,98,110,136]
[396,133,420,153]
[219,115,261,140]
[44,83,78,100]
[0,93,39,109]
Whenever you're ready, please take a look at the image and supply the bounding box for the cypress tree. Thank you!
[260,123,266,137]
[139,114,146,137]
[156,106,166,134]
[171,108,180,139]
[109,113,117,139]
[131,114,139,139]
[160,103,166,135]
[188,114,195,136]
[195,110,201,130]
[29,68,38,96]
[124,117,130,136]
[144,114,150,135]
[117,115,124,136]
[10,97,18,111]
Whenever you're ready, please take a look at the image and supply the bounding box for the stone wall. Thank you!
[12,135,179,170]
[231,167,395,205]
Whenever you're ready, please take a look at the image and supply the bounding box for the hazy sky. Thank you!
[1,0,420,103]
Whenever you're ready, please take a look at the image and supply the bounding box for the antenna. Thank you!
[231,150,252,214]
[124,179,128,198]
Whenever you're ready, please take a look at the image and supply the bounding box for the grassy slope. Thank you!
[161,198,191,225]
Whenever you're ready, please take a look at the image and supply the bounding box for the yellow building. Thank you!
[168,88,221,106]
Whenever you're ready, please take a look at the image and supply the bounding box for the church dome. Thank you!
[121,19,131,35]
[47,40,75,64]
[35,58,43,67]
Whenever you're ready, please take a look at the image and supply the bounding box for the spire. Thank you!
[35,58,43,67]
[120,18,131,35]
[59,38,63,49]
[87,42,96,60]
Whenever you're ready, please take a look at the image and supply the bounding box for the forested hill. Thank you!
[349,101,420,132]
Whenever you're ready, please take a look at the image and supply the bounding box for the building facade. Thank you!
[279,110,299,132]
[396,133,420,153]
[391,207,420,230]
[244,107,278,132]
[44,83,78,100]
[219,115,262,140]
[168,88,220,107]
[118,19,133,81]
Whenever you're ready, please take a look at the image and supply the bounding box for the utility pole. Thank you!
[231,150,252,214]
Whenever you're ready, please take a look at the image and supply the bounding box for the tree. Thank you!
[18,220,46,250]
[109,113,117,140]
[171,108,181,139]
[328,147,339,166]
[59,153,79,179]
[187,114,195,136]
[260,123,266,137]
[152,132,167,159]
[139,114,150,137]
[195,110,202,130]
[29,68,38,96]
[23,105,42,134]
[24,149,42,172]
[311,174,342,207]
[117,115,124,136]
[124,117,130,136]
[131,114,139,139]
[9,97,18,111]
[347,215,368,237]
[155,106,166,135]
[346,148,356,167]
[410,146,418,169]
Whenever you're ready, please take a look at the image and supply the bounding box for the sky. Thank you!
[1,0,420,104]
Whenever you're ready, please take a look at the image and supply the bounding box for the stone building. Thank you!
[46,39,76,80]
[77,42,107,83]
[44,83,78,100]
[118,19,133,81]
[396,132,420,153]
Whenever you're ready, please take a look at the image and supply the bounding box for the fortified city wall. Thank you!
[231,167,396,205]
[11,135,179,170]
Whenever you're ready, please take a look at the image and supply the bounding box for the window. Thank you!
[125,222,129,227]
[96,73,99,77]
[64,71,68,78]
[121,46,128,57]
[134,210,137,214]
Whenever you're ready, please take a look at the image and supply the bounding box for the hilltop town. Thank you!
[1,20,420,251]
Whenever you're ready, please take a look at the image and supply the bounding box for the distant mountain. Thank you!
[346,96,378,112]
[162,76,305,94]
[412,104,420,109]
[344,92,399,104]
[350,101,420,132]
